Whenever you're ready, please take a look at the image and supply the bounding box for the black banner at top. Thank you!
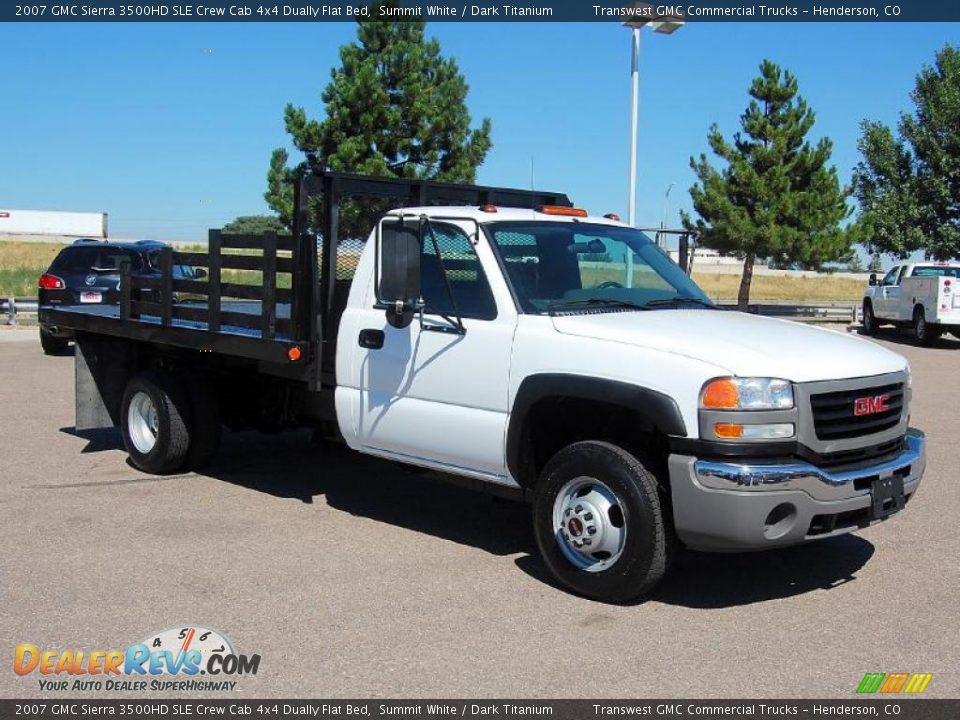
[4,0,960,23]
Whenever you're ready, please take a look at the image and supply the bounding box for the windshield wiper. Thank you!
[547,298,651,315]
[640,296,717,309]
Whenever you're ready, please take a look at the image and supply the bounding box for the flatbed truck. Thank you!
[41,172,926,602]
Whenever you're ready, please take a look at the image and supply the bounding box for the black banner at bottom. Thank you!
[2,700,959,720]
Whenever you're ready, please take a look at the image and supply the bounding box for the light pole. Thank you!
[622,4,684,283]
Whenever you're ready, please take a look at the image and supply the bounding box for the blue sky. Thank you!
[1,21,959,246]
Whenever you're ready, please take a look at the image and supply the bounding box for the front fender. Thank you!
[505,373,686,483]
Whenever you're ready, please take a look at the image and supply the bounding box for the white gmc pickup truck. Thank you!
[41,173,926,602]
[863,261,960,345]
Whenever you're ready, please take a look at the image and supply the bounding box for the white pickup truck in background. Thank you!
[863,261,960,344]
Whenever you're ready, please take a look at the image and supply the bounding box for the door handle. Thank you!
[358,329,385,349]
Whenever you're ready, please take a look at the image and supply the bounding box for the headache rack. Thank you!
[45,171,571,390]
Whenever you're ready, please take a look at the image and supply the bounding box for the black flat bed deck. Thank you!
[42,302,307,366]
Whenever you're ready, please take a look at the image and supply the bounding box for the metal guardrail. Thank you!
[6,295,857,327]
[718,302,858,323]
[2,297,39,325]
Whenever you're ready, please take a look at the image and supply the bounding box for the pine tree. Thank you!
[854,44,960,260]
[265,10,492,236]
[683,60,851,309]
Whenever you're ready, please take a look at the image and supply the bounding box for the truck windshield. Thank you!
[486,221,711,314]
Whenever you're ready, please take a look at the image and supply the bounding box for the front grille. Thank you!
[815,437,906,471]
[810,382,904,440]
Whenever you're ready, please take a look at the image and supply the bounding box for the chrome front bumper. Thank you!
[694,432,925,502]
[667,432,925,551]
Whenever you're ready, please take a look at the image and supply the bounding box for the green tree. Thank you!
[868,253,883,274]
[222,215,287,235]
[854,44,960,260]
[265,10,492,236]
[846,253,864,273]
[683,60,851,309]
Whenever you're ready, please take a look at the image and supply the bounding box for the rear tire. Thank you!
[913,306,941,346]
[39,327,69,355]
[120,372,191,474]
[861,301,877,335]
[533,441,673,603]
[181,373,222,470]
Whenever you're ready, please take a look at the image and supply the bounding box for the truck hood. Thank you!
[550,309,907,382]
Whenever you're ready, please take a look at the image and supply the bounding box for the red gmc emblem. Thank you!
[854,394,891,416]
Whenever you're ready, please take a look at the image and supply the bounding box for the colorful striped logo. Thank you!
[856,673,933,694]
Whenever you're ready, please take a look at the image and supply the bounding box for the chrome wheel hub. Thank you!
[128,391,159,454]
[552,476,627,573]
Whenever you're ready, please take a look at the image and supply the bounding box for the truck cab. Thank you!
[863,261,960,344]
[41,172,927,603]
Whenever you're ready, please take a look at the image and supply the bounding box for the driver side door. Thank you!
[350,219,517,482]
[875,266,901,320]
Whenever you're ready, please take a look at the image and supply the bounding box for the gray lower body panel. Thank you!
[668,432,925,551]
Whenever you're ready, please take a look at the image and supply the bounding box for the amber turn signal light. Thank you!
[701,379,740,409]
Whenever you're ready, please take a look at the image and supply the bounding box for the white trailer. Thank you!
[0,208,107,239]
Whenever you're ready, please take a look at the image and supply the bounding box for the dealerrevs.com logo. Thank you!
[14,626,261,692]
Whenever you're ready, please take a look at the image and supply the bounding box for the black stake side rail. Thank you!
[107,229,313,371]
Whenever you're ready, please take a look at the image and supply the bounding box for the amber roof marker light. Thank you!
[537,205,589,217]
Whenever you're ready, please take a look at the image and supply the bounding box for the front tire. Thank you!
[861,301,878,335]
[533,441,673,603]
[913,306,941,346]
[121,372,191,474]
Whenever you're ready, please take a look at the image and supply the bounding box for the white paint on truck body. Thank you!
[336,206,911,486]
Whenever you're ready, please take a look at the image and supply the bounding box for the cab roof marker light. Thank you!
[603,213,621,221]
[479,204,498,213]
[538,205,588,217]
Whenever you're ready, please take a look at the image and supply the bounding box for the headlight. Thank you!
[700,377,794,410]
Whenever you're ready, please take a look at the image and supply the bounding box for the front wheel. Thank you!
[533,441,673,603]
[121,372,191,474]
[861,301,877,335]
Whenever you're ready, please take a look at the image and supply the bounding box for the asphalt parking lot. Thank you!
[1,325,958,699]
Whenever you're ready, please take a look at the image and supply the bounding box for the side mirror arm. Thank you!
[420,215,466,335]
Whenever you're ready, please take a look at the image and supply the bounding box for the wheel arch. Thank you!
[506,374,686,488]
